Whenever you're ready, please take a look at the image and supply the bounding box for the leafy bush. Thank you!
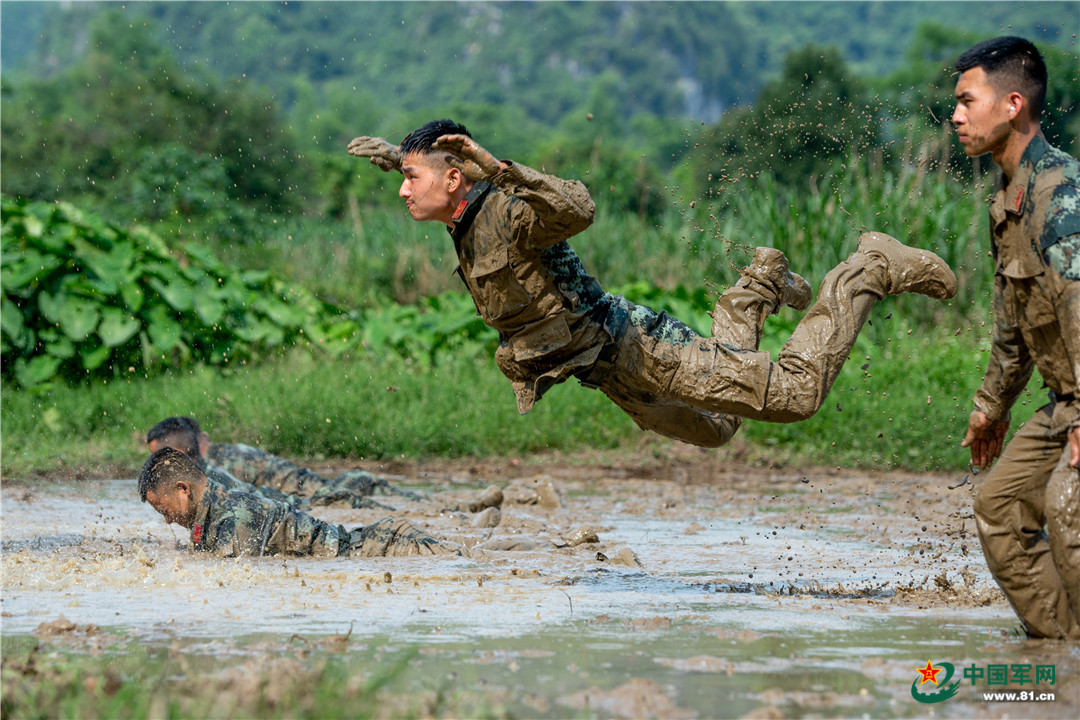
[1,195,359,388]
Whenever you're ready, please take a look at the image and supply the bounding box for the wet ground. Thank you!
[2,456,1078,718]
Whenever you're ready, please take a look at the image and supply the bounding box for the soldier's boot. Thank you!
[737,247,813,313]
[352,517,463,557]
[853,232,957,300]
[710,248,812,349]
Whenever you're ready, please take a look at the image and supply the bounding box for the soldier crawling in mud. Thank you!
[145,416,513,517]
[138,447,461,558]
[951,37,1080,639]
[347,121,957,447]
[146,416,411,510]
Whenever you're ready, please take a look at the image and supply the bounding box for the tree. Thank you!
[691,45,881,195]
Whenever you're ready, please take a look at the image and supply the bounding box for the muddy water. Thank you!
[3,471,1078,718]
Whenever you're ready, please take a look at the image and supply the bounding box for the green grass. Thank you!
[0,634,419,720]
[0,321,1047,479]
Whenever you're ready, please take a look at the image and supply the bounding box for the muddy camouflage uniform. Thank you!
[971,135,1080,639]
[206,442,398,508]
[187,477,459,558]
[449,161,954,447]
[203,464,302,509]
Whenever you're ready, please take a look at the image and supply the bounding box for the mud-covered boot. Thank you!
[855,232,957,300]
[739,247,813,312]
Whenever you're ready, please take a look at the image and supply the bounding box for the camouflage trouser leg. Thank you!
[348,517,463,557]
[597,281,778,448]
[1047,452,1080,630]
[599,253,885,446]
[975,406,1080,639]
[752,254,881,423]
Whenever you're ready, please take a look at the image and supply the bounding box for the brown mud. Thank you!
[3,450,1079,718]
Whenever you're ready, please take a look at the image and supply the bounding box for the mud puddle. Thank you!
[3,470,1078,717]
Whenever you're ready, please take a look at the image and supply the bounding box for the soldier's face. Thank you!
[146,483,196,528]
[399,152,456,225]
[952,66,1012,159]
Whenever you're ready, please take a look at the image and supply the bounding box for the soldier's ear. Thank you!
[175,480,191,497]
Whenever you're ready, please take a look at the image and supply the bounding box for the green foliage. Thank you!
[0,324,1018,476]
[689,46,883,192]
[0,8,310,232]
[0,195,359,389]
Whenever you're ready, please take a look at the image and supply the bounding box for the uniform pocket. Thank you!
[508,314,572,361]
[470,244,532,320]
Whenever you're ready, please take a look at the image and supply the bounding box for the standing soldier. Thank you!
[346,120,957,448]
[952,36,1080,639]
[138,448,460,558]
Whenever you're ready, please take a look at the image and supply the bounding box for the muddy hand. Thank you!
[432,134,501,181]
[960,409,1009,470]
[346,136,401,172]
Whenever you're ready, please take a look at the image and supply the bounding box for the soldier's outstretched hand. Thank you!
[346,136,402,172]
[433,134,502,181]
[961,410,1009,470]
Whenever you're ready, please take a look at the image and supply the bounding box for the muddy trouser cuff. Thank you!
[974,408,1080,639]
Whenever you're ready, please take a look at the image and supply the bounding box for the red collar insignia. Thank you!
[452,199,468,221]
[193,524,202,543]
[1010,185,1025,214]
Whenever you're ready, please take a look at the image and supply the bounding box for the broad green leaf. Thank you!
[98,307,141,347]
[72,237,137,286]
[119,282,145,313]
[0,248,64,289]
[145,304,182,352]
[129,226,172,259]
[14,354,62,387]
[252,294,302,326]
[233,316,273,342]
[80,342,112,371]
[45,334,76,360]
[1,296,28,347]
[183,243,227,275]
[39,291,101,341]
[146,275,195,311]
[192,290,226,326]
[21,214,44,240]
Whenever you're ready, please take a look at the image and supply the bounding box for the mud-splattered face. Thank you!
[952,66,1013,159]
[145,483,196,528]
[399,151,456,225]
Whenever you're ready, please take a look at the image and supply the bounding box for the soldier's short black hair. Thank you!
[146,416,202,459]
[138,447,206,502]
[399,119,470,158]
[956,36,1047,119]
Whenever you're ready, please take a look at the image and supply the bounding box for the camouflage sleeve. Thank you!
[206,443,330,497]
[206,464,304,509]
[489,161,596,251]
[262,508,344,557]
[1049,235,1080,430]
[199,492,278,558]
[972,272,1036,423]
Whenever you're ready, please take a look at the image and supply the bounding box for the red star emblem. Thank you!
[916,660,942,686]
